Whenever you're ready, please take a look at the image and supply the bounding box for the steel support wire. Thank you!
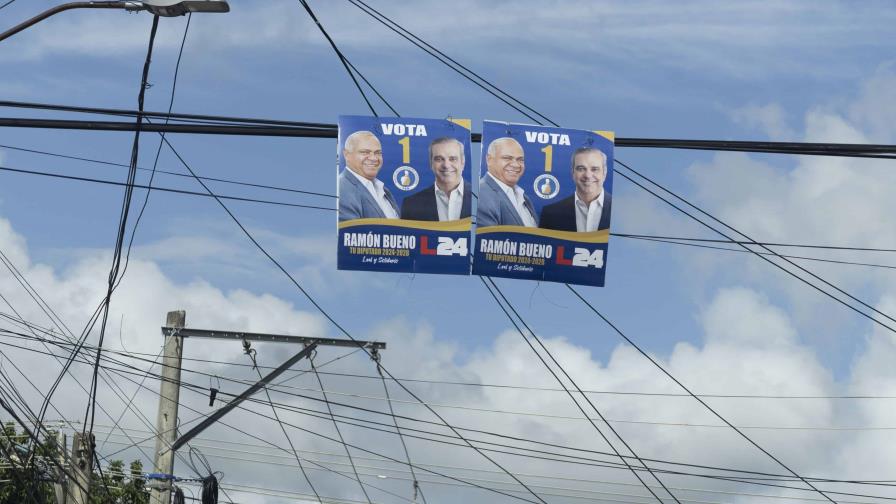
[481,277,679,504]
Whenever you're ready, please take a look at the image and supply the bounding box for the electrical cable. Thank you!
[346,0,556,126]
[0,143,336,198]
[3,315,887,400]
[343,57,400,117]
[4,158,896,272]
[570,280,843,504]
[618,161,896,335]
[9,331,894,502]
[8,316,896,504]
[101,355,546,503]
[0,256,156,493]
[94,16,195,462]
[0,394,94,501]
[481,277,679,504]
[168,375,896,503]
[0,164,335,210]
[371,348,428,504]
[617,235,896,270]
[309,352,374,503]
[297,0,379,116]
[0,99,340,128]
[114,12,193,293]
[243,348,324,504]
[83,14,161,468]
[611,233,896,253]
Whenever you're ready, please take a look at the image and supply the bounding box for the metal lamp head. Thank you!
[139,0,230,17]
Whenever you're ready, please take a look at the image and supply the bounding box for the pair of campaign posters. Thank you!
[336,115,614,287]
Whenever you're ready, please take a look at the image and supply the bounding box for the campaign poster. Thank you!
[473,121,614,287]
[337,115,474,275]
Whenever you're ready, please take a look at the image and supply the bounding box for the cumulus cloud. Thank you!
[2,207,896,503]
[672,67,896,336]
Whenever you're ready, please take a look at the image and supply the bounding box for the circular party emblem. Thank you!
[392,166,420,191]
[533,174,560,199]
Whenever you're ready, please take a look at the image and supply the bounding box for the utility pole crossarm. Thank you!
[167,342,318,454]
[161,326,386,350]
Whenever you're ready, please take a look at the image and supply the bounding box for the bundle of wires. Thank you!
[173,487,185,504]
[201,474,218,504]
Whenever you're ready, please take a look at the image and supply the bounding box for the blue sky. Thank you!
[2,2,896,503]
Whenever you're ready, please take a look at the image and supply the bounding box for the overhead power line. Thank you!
[8,330,896,504]
[0,143,335,198]
[0,163,335,211]
[2,100,896,157]
[482,277,679,504]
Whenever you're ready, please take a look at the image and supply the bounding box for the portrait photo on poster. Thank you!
[473,120,615,287]
[336,115,474,276]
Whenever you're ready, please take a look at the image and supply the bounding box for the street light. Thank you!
[0,0,229,42]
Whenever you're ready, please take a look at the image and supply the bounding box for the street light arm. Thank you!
[0,1,137,42]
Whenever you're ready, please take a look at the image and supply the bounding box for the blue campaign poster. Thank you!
[337,115,474,275]
[472,120,615,287]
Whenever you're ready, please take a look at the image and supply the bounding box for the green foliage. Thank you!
[0,421,55,504]
[0,423,148,504]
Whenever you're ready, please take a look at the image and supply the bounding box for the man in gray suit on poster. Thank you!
[338,130,400,221]
[477,137,538,228]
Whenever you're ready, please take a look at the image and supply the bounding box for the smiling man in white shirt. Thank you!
[338,130,400,221]
[477,137,538,227]
[400,137,472,221]
[539,147,612,232]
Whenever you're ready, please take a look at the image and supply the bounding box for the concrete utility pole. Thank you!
[150,310,185,504]
[67,432,93,504]
[145,311,386,500]
[52,431,67,504]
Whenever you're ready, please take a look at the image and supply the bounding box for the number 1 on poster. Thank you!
[398,136,410,164]
[541,145,553,173]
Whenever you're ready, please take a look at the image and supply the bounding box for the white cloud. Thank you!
[677,67,896,329]
[6,204,880,502]
[730,103,795,140]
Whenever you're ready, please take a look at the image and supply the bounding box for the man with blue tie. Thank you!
[338,131,400,221]
[477,137,538,227]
